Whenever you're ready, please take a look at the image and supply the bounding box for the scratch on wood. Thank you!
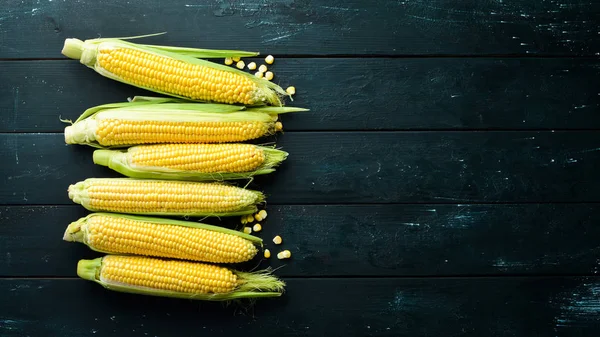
[554,282,600,328]
[13,86,19,128]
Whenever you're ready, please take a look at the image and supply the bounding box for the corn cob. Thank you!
[92,144,288,181]
[61,36,287,105]
[64,213,261,263]
[68,178,264,217]
[64,98,305,148]
[77,255,285,301]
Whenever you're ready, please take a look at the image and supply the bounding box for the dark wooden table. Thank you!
[2,0,600,336]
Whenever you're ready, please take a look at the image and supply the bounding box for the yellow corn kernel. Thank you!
[253,223,262,232]
[63,213,259,263]
[77,255,286,300]
[265,71,274,81]
[236,60,245,69]
[265,55,274,64]
[127,143,266,173]
[258,210,268,220]
[255,71,264,78]
[224,57,233,65]
[95,118,270,146]
[247,62,257,70]
[273,235,282,245]
[243,227,252,234]
[96,48,259,105]
[232,56,241,62]
[277,250,291,260]
[68,178,264,217]
[264,249,271,258]
[254,213,263,222]
[258,64,268,73]
[286,86,296,95]
[246,214,255,223]
[275,121,283,131]
[102,255,238,293]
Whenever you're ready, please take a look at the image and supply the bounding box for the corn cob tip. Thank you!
[64,119,97,145]
[63,219,85,242]
[68,181,88,206]
[62,38,85,60]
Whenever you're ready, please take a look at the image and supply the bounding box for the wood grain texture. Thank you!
[2,277,600,336]
[1,0,599,58]
[2,132,600,205]
[1,59,600,132]
[2,204,600,278]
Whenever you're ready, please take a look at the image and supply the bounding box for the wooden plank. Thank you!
[1,0,599,58]
[2,204,600,278]
[2,132,600,204]
[1,277,599,336]
[2,59,600,132]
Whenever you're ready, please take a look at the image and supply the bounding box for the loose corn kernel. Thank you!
[255,71,264,78]
[273,235,282,245]
[265,71,274,81]
[224,57,233,65]
[286,86,296,95]
[247,62,257,70]
[253,223,262,232]
[232,56,241,62]
[241,216,247,225]
[258,210,268,220]
[264,249,271,258]
[258,64,268,73]
[275,121,283,131]
[246,214,255,223]
[265,55,274,64]
[282,250,291,258]
[254,213,263,222]
[243,227,252,234]
[236,60,245,69]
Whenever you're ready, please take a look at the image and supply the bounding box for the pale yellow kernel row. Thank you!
[129,144,265,173]
[85,215,257,263]
[101,255,238,294]
[95,119,270,146]
[97,47,259,105]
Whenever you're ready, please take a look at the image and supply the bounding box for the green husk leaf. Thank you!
[138,44,259,58]
[92,145,288,181]
[77,257,284,301]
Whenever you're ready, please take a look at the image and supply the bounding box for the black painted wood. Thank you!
[2,204,600,278]
[2,277,600,336]
[1,0,599,58]
[2,132,600,205]
[2,59,600,133]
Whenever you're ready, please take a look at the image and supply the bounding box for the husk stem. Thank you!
[77,257,284,301]
[62,37,287,105]
[92,146,288,181]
